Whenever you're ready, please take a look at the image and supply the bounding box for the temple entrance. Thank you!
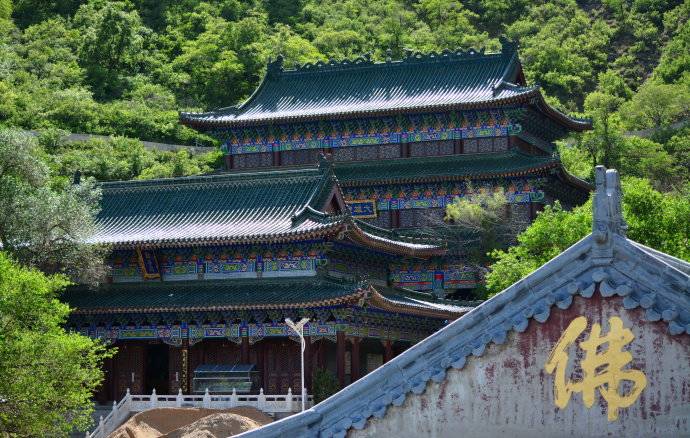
[262,339,300,394]
[145,343,169,394]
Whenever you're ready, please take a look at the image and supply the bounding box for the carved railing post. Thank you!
[203,388,211,409]
[125,388,131,411]
[285,387,293,411]
[149,388,157,409]
[176,388,183,407]
[257,388,266,411]
[98,416,104,438]
[230,388,237,408]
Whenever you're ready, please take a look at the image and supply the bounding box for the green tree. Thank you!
[10,0,81,28]
[619,81,690,130]
[312,368,340,403]
[485,178,690,294]
[617,136,676,190]
[663,129,690,184]
[654,5,690,85]
[444,185,518,263]
[415,0,489,50]
[269,24,325,68]
[298,0,432,60]
[506,0,614,108]
[0,252,112,436]
[0,128,106,283]
[73,1,150,100]
[0,0,11,21]
[169,10,270,108]
[580,91,625,169]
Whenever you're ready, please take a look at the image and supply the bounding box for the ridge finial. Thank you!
[499,36,518,54]
[267,54,284,74]
[593,166,627,246]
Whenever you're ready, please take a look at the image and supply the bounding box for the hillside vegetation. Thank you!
[0,2,687,434]
[0,0,687,185]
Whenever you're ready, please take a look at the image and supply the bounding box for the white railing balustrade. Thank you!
[86,388,313,438]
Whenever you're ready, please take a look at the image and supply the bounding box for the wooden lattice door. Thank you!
[114,343,145,397]
[264,340,299,393]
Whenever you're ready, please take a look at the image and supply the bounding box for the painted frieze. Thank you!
[214,109,524,155]
[342,178,545,218]
[110,244,328,282]
[390,264,479,290]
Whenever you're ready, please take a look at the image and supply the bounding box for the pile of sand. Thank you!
[107,407,273,438]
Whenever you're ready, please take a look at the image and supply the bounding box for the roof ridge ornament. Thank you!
[275,45,517,76]
[499,36,518,54]
[592,166,627,261]
[267,54,284,75]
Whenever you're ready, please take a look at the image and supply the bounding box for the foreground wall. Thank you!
[352,292,690,437]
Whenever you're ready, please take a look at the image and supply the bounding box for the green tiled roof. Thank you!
[374,287,479,315]
[63,277,468,318]
[90,164,444,255]
[92,167,341,246]
[334,150,561,186]
[63,277,364,313]
[180,41,535,127]
[180,41,590,131]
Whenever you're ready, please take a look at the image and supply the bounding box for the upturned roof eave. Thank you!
[179,91,540,129]
[368,287,470,320]
[533,93,592,131]
[345,218,446,258]
[68,290,366,315]
[337,159,562,188]
[93,225,346,250]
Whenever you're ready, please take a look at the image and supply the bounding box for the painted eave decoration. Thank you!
[235,166,690,438]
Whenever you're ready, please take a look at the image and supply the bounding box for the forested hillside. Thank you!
[0,0,687,184]
[0,3,688,434]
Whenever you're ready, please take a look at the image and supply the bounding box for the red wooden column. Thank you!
[241,335,250,363]
[350,337,361,382]
[110,351,119,401]
[181,339,190,394]
[304,335,312,391]
[260,342,269,391]
[336,331,346,387]
[383,339,393,363]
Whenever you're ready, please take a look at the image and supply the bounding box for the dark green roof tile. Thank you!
[92,167,340,246]
[90,165,445,254]
[334,150,560,186]
[180,41,590,131]
[180,44,536,127]
[63,277,363,313]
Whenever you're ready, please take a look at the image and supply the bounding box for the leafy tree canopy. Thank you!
[485,177,690,295]
[0,128,107,283]
[0,252,111,435]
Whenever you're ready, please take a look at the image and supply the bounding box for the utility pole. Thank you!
[285,317,310,412]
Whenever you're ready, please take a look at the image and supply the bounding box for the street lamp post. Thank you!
[285,317,310,412]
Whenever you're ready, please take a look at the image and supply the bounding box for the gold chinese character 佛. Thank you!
[545,316,647,421]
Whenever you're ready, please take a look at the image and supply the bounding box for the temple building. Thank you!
[180,38,592,297]
[240,167,690,438]
[65,40,593,402]
[64,164,472,401]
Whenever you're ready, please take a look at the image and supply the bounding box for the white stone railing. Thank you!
[86,388,312,438]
